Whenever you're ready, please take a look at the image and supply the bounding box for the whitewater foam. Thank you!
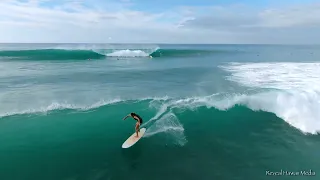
[51,44,160,52]
[219,62,320,134]
[221,62,320,91]
[106,49,150,57]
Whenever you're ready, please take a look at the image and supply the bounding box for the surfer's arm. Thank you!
[123,114,131,120]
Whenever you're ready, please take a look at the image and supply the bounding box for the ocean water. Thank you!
[0,43,319,180]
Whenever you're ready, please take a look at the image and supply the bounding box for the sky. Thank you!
[0,0,320,44]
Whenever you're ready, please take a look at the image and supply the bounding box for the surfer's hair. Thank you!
[130,112,136,116]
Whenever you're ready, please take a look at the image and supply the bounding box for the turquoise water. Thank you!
[0,44,319,180]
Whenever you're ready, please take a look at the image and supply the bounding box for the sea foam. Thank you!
[219,62,320,134]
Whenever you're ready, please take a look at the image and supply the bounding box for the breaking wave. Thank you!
[0,46,227,60]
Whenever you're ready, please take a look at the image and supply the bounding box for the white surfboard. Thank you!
[122,128,146,148]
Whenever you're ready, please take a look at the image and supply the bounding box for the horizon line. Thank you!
[0,42,319,46]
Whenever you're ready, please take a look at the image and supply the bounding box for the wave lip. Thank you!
[0,99,123,118]
[0,49,105,60]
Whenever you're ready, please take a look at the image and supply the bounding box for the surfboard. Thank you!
[122,128,146,148]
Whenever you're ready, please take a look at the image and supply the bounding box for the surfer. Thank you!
[123,112,143,138]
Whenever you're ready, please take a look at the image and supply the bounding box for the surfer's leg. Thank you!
[135,122,140,137]
[136,123,139,137]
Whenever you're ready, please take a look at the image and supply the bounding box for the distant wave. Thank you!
[0,47,226,61]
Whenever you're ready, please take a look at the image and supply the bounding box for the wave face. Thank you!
[0,96,284,144]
